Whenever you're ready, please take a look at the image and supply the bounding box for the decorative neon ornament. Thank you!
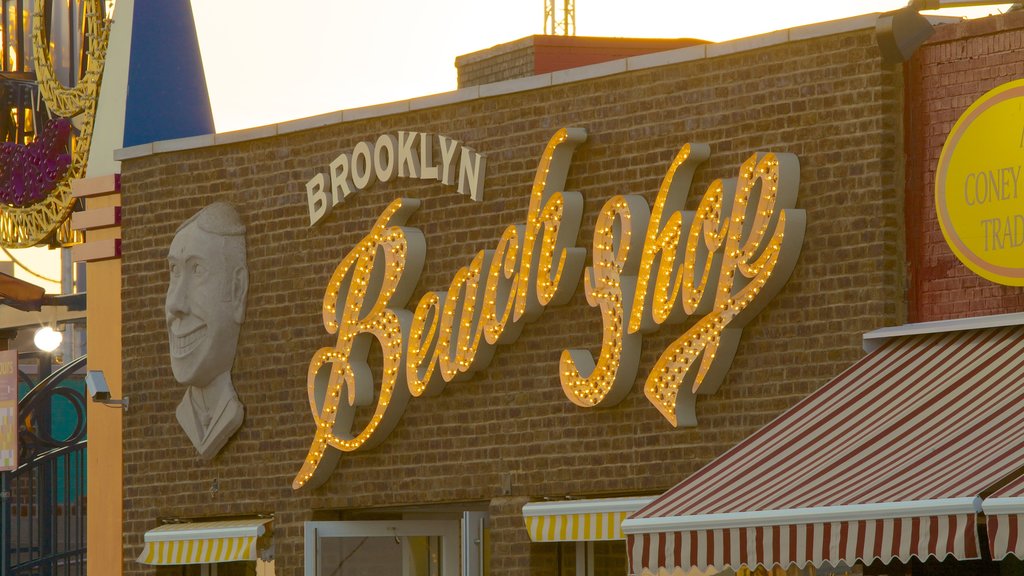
[0,119,73,207]
[0,0,110,248]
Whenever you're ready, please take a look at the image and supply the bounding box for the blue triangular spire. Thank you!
[123,0,214,147]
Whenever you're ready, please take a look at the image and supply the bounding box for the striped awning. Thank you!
[623,322,1024,575]
[983,475,1024,560]
[138,518,271,565]
[525,497,654,542]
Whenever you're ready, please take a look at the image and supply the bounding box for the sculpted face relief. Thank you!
[166,203,249,460]
[296,128,805,489]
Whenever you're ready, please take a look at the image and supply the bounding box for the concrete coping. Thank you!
[113,12,960,162]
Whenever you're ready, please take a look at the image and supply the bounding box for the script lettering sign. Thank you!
[295,128,805,490]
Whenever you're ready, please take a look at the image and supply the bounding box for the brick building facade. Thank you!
[904,10,1024,322]
[113,11,1024,576]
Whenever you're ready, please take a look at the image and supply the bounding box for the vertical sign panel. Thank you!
[0,349,18,471]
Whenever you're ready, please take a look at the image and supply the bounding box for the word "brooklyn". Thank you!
[306,131,486,226]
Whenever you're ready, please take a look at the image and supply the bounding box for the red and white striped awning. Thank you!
[623,322,1024,575]
[984,475,1024,561]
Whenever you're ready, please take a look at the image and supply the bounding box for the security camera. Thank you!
[85,370,128,409]
[85,370,111,401]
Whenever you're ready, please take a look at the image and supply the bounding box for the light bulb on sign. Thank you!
[34,326,63,353]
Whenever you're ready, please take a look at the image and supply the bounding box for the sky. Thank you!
[1,247,62,294]
[189,0,1015,133]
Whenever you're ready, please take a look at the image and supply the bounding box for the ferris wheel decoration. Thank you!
[0,0,110,248]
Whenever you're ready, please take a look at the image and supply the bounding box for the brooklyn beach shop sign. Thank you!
[296,128,806,489]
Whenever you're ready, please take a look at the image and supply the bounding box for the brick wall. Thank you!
[120,26,904,576]
[455,36,705,88]
[455,37,536,87]
[905,11,1024,321]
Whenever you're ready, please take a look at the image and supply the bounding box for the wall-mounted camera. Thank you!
[85,370,129,410]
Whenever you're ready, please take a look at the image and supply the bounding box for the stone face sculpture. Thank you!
[165,202,248,459]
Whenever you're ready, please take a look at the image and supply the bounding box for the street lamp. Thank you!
[33,326,62,353]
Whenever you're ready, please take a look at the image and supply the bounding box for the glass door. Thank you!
[306,520,460,576]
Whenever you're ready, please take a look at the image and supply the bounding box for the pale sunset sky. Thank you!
[190,0,1013,132]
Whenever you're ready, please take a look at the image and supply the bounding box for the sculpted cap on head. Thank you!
[179,201,246,237]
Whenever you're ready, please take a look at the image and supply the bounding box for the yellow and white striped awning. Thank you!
[138,518,270,565]
[524,497,653,542]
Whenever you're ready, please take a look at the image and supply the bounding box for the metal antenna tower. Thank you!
[544,0,576,35]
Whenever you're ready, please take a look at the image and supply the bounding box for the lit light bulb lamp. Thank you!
[33,325,63,353]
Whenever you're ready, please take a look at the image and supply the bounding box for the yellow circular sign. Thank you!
[936,79,1024,286]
